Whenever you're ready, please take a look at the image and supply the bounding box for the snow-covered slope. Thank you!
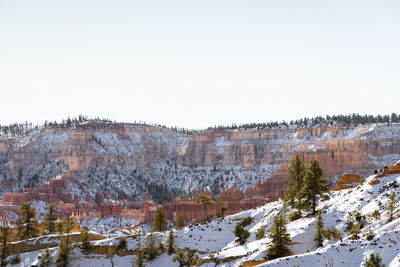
[10,162,400,266]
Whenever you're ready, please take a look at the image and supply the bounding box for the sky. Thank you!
[0,0,399,129]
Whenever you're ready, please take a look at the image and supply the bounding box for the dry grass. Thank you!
[7,221,81,242]
[376,162,400,178]
[240,259,268,267]
[334,174,363,190]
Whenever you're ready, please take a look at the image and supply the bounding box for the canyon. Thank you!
[0,121,400,225]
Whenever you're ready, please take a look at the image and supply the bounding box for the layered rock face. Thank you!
[0,122,400,202]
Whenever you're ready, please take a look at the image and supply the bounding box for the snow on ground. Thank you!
[7,160,400,266]
[80,215,139,235]
[80,170,400,267]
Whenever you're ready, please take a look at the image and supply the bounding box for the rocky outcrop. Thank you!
[0,122,400,202]
[334,174,363,190]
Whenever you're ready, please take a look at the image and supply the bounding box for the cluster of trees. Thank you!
[343,190,398,242]
[3,113,399,138]
[133,211,192,267]
[133,229,198,267]
[0,122,37,137]
[192,113,400,132]
[44,115,113,128]
[283,155,330,216]
[0,201,95,267]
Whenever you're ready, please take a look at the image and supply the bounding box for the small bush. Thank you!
[255,226,265,240]
[288,211,302,222]
[117,238,127,250]
[10,254,21,265]
[365,232,375,241]
[172,250,199,267]
[325,227,342,240]
[234,223,250,245]
[348,224,361,240]
[240,217,254,227]
[363,252,385,267]
[370,210,381,221]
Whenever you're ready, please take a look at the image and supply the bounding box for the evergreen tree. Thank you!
[233,217,253,245]
[255,226,265,240]
[56,236,72,267]
[267,214,291,260]
[216,200,227,218]
[385,191,398,222]
[364,252,385,267]
[19,201,39,239]
[298,160,329,215]
[313,210,326,247]
[39,248,53,267]
[349,224,361,240]
[177,214,185,229]
[56,216,74,266]
[0,221,10,267]
[44,203,58,234]
[62,216,74,235]
[370,210,381,221]
[234,223,250,245]
[283,154,306,201]
[167,229,175,255]
[196,194,215,222]
[145,231,158,261]
[152,207,167,232]
[56,221,64,234]
[80,226,91,251]
[172,250,199,267]
[133,237,146,267]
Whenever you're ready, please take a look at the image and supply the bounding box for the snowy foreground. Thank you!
[11,165,400,266]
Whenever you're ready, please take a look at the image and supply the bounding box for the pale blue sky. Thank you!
[0,0,399,129]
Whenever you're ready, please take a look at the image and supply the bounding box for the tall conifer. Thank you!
[283,154,306,201]
[267,214,291,260]
[298,160,329,215]
[313,210,325,247]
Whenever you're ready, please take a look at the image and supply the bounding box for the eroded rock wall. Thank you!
[0,122,399,202]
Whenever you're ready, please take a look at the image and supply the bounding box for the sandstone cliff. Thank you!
[0,121,399,203]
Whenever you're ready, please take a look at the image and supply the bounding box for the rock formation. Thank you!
[0,121,399,203]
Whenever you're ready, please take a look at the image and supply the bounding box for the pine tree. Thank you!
[196,194,214,222]
[56,221,64,234]
[177,214,185,229]
[19,201,39,239]
[283,154,306,201]
[216,200,227,218]
[349,224,361,240]
[44,203,58,234]
[56,236,72,267]
[167,229,175,255]
[133,237,146,267]
[56,216,74,266]
[80,226,91,251]
[364,252,386,267]
[0,221,10,267]
[298,160,329,215]
[267,214,291,260]
[313,210,325,247]
[172,250,199,267]
[233,217,253,245]
[234,223,250,245]
[145,231,158,261]
[39,247,53,267]
[152,207,167,232]
[385,191,398,222]
[255,226,265,240]
[62,216,74,235]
